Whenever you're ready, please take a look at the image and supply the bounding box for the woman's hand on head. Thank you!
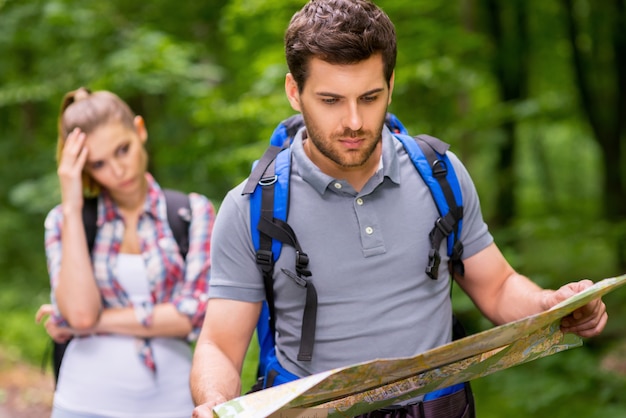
[58,128,89,211]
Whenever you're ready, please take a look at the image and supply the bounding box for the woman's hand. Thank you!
[57,128,88,211]
[35,304,74,343]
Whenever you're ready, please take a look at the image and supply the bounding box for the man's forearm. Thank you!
[190,341,243,407]
[490,272,552,325]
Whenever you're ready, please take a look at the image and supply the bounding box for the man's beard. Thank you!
[300,111,385,168]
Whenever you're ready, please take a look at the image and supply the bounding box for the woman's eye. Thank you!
[117,143,130,156]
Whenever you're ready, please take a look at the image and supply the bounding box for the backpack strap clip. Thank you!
[435,214,455,236]
[295,251,311,277]
[426,248,441,280]
[431,159,448,177]
[280,267,318,362]
[450,240,465,277]
[256,249,274,268]
[259,175,278,187]
[427,211,459,280]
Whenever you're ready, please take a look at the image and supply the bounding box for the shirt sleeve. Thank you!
[447,151,494,259]
[43,205,69,325]
[206,182,267,302]
[172,192,215,341]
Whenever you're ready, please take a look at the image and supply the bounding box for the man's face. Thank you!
[285,54,394,175]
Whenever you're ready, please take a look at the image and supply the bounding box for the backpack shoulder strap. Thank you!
[393,133,464,279]
[247,115,317,377]
[82,197,99,250]
[243,114,304,195]
[82,190,191,258]
[248,141,316,363]
[163,189,192,260]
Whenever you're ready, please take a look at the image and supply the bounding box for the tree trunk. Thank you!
[482,0,529,227]
[562,0,626,269]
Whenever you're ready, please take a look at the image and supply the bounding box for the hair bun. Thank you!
[73,87,91,102]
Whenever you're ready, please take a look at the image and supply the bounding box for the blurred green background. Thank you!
[1,0,626,416]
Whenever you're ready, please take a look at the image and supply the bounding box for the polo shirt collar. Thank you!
[291,124,401,195]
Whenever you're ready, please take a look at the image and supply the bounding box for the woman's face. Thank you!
[82,117,148,199]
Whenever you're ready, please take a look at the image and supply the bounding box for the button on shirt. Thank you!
[209,126,493,378]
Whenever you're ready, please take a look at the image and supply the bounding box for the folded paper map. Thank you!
[213,274,626,418]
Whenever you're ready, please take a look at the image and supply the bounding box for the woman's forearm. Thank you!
[94,303,193,338]
[55,207,102,329]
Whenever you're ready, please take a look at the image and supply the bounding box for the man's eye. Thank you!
[362,95,377,103]
[322,98,338,105]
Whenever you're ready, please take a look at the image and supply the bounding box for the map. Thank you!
[213,274,626,418]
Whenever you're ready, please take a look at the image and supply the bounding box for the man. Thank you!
[190,0,607,416]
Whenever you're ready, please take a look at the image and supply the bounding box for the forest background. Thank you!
[1,0,626,417]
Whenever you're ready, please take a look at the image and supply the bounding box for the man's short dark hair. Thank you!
[285,0,397,92]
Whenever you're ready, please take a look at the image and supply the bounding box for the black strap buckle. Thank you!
[256,249,273,266]
[435,216,453,236]
[432,159,448,177]
[295,250,311,277]
[452,239,464,259]
[426,248,440,280]
[259,175,278,186]
[449,240,464,277]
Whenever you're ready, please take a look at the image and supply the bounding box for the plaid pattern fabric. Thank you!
[44,173,214,372]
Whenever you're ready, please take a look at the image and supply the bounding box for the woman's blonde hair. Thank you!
[56,87,136,197]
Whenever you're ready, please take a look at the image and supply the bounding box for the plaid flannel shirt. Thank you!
[44,173,214,371]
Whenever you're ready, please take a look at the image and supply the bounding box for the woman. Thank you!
[36,87,214,418]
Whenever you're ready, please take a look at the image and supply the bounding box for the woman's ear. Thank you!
[285,73,302,112]
[134,116,148,143]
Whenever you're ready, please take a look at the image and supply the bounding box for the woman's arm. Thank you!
[169,193,215,338]
[92,304,192,338]
[96,192,215,340]
[50,129,102,330]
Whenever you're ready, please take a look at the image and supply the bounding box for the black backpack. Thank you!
[49,189,191,384]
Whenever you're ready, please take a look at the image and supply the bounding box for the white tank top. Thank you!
[54,254,194,418]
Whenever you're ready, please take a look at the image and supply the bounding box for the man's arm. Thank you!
[190,298,262,418]
[456,242,607,338]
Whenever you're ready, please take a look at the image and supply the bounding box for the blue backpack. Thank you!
[242,113,464,390]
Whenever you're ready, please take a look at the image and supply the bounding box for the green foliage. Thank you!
[1,1,626,416]
[242,333,260,394]
[473,347,626,418]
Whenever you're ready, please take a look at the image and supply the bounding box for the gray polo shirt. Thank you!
[209,126,493,377]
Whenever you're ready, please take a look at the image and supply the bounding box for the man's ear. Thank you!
[134,116,148,143]
[285,73,302,112]
[388,71,395,105]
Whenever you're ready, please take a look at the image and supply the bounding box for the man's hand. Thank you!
[543,279,608,338]
[191,390,229,418]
